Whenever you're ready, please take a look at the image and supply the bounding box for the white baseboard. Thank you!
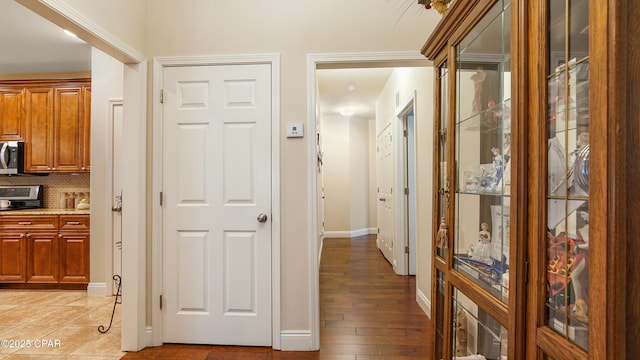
[323,228,377,238]
[416,288,431,317]
[280,330,314,351]
[318,236,324,265]
[145,326,154,347]
[87,283,108,296]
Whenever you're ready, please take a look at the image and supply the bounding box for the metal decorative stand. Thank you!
[98,274,122,334]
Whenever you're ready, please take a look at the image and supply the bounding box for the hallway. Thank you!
[122,234,430,359]
[318,235,429,358]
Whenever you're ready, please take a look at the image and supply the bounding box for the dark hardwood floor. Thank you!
[122,235,430,359]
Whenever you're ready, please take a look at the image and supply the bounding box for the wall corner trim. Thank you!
[417,288,431,318]
[280,330,315,351]
[87,283,108,297]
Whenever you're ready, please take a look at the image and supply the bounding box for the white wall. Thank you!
[90,47,124,294]
[322,115,372,236]
[322,115,351,233]
[376,66,434,314]
[349,117,371,233]
[52,0,442,345]
[368,119,378,227]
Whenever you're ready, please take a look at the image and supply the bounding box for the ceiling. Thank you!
[317,68,394,119]
[0,0,92,74]
[1,1,421,119]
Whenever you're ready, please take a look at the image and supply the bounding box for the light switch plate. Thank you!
[286,122,304,138]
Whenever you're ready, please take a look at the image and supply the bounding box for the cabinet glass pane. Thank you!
[545,0,589,351]
[436,63,449,259]
[454,0,511,302]
[453,288,506,358]
[434,270,446,359]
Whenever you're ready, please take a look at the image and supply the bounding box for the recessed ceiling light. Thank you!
[340,108,355,116]
[64,29,78,38]
[347,84,356,92]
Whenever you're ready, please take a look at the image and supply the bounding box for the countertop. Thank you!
[0,208,90,216]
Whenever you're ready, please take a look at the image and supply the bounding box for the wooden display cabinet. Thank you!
[422,0,639,358]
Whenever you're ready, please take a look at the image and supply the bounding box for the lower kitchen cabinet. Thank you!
[0,233,26,282]
[58,232,89,283]
[0,214,89,288]
[26,232,59,283]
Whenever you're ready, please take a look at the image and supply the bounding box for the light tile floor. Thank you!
[0,290,124,360]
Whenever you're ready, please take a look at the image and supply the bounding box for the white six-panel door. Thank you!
[377,123,395,268]
[162,64,272,346]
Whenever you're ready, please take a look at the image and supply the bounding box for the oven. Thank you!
[0,185,44,210]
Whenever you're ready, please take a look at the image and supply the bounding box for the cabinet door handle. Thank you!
[58,234,63,238]
[18,221,32,225]
[66,221,81,225]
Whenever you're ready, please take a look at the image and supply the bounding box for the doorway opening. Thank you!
[309,52,430,349]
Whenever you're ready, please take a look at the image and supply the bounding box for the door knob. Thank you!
[257,213,268,223]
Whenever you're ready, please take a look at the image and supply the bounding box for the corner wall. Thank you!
[322,115,373,237]
[375,66,434,314]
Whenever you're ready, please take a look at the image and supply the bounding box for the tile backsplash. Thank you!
[0,173,90,209]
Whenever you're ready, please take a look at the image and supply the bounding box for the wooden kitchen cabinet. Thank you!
[23,87,54,172]
[422,0,640,358]
[58,215,90,284]
[26,231,59,283]
[0,214,89,287]
[82,87,91,171]
[53,85,88,172]
[0,87,24,141]
[4,78,91,173]
[0,233,26,282]
[0,215,57,283]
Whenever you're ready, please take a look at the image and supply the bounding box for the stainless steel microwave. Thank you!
[0,141,21,175]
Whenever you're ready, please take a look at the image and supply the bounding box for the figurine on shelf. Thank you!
[503,134,512,194]
[454,309,468,356]
[502,133,511,163]
[479,222,490,242]
[471,68,486,113]
[472,223,494,265]
[491,146,504,190]
[571,209,589,304]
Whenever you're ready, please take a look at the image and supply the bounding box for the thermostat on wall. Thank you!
[286,122,304,138]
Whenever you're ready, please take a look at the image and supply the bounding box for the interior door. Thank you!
[162,64,272,346]
[377,123,395,267]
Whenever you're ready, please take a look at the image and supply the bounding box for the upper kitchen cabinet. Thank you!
[20,79,91,173]
[0,86,24,141]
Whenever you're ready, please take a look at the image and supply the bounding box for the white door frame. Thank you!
[151,54,281,348]
[107,98,124,294]
[394,93,418,276]
[16,0,149,352]
[307,52,428,349]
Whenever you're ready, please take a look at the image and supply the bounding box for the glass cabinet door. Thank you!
[453,0,512,303]
[432,59,450,360]
[436,62,449,261]
[544,0,589,351]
